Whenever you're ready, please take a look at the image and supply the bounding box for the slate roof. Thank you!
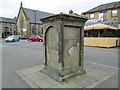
[69,13,81,17]
[83,1,120,14]
[85,20,120,29]
[23,8,53,24]
[0,17,15,23]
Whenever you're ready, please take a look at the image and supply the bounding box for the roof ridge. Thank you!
[0,17,14,19]
[23,7,53,14]
[83,1,120,14]
[99,1,120,6]
[22,7,53,24]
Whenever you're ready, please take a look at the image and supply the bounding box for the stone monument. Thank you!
[40,13,88,82]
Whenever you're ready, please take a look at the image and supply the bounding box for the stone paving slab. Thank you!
[15,62,116,88]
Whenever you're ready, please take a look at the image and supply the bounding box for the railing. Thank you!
[84,37,120,48]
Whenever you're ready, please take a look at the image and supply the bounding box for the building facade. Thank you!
[82,1,120,29]
[16,2,53,37]
[0,17,16,38]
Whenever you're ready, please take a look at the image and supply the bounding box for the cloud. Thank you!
[0,0,119,18]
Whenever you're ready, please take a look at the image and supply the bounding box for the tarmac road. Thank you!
[2,40,44,88]
[1,39,119,88]
[84,46,119,68]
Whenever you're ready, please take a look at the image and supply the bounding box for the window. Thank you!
[20,16,24,28]
[112,10,117,16]
[10,28,12,31]
[99,12,106,21]
[32,26,36,35]
[90,14,94,19]
[4,23,7,27]
[119,24,120,29]
[41,28,43,34]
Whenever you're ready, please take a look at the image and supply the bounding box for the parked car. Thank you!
[22,35,29,39]
[5,35,19,42]
[29,36,43,42]
[17,35,24,39]
[16,35,29,39]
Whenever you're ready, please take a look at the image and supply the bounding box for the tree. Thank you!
[101,30,114,37]
[113,29,120,37]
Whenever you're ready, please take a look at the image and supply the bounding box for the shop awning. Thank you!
[84,23,117,31]
[85,20,120,29]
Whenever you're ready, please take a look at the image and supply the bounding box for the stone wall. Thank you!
[16,7,28,35]
[0,23,2,38]
[84,9,120,21]
[16,7,44,36]
[1,22,15,38]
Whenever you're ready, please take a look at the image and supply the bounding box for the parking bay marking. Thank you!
[25,44,30,46]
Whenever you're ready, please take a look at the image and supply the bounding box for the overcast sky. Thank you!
[0,0,119,18]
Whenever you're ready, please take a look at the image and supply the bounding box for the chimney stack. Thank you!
[69,10,73,14]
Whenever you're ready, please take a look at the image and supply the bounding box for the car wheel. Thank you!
[39,40,42,42]
[29,40,32,42]
[12,39,14,42]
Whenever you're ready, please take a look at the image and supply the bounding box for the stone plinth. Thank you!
[40,13,88,82]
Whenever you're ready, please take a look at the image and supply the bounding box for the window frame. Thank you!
[98,11,106,21]
[111,10,118,17]
[20,16,24,28]
[90,14,95,20]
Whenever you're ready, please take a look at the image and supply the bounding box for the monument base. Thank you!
[40,65,86,82]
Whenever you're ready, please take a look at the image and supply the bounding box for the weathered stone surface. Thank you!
[40,13,87,82]
[69,46,79,56]
[64,26,80,39]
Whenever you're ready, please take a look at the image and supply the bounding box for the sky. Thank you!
[0,0,119,18]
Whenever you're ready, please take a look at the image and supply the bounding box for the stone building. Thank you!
[82,1,120,29]
[0,17,16,38]
[16,2,53,37]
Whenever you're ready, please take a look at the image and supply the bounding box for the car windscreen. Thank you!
[8,36,14,38]
[37,36,42,38]
[31,36,37,38]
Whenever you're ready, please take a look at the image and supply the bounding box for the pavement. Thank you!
[15,61,118,88]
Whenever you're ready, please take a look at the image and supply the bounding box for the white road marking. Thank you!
[86,61,118,70]
[2,45,9,48]
[86,72,115,88]
[25,44,30,46]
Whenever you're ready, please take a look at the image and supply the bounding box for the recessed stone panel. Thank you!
[64,26,80,40]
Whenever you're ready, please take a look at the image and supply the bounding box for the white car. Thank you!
[5,35,19,42]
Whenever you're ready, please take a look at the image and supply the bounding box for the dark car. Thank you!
[22,35,29,39]
[29,36,43,42]
[17,35,29,39]
[17,35,24,39]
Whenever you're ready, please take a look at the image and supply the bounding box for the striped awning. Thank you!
[85,20,120,29]
[84,23,117,31]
